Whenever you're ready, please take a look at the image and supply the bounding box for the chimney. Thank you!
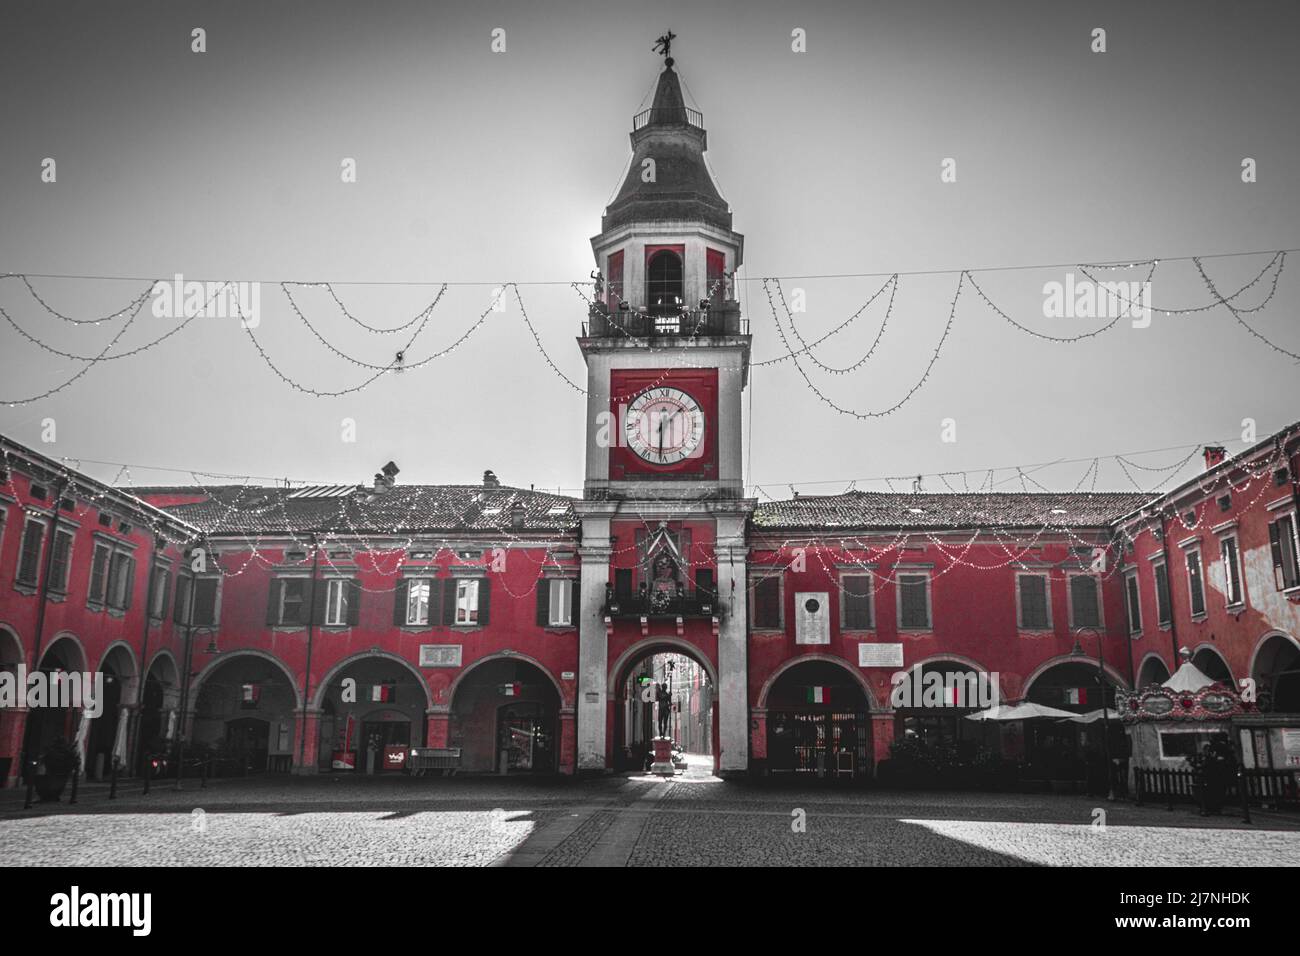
[373,460,400,492]
[510,500,526,529]
[1203,445,1227,471]
[483,470,500,489]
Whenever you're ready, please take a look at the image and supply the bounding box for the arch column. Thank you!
[559,708,576,775]
[427,709,451,749]
[575,520,613,771]
[295,707,321,774]
[715,514,749,776]
[1,707,27,788]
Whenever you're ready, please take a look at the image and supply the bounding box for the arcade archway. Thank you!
[21,634,88,778]
[1136,654,1171,689]
[192,652,298,774]
[85,643,137,780]
[762,657,872,780]
[611,642,717,774]
[1252,632,1300,713]
[1023,658,1126,780]
[0,627,23,783]
[136,652,179,774]
[315,653,431,773]
[1191,646,1233,685]
[449,657,561,773]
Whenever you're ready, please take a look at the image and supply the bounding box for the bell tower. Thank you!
[573,37,754,776]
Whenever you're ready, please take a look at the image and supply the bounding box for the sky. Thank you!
[1,0,1298,499]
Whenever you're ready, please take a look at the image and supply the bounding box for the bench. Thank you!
[408,748,462,776]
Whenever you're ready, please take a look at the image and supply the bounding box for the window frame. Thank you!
[1015,571,1052,631]
[749,573,784,631]
[1124,569,1142,636]
[1269,511,1300,591]
[405,577,432,626]
[1152,559,1172,627]
[148,563,171,620]
[48,525,74,593]
[454,578,480,626]
[1185,546,1207,618]
[324,577,350,627]
[547,577,574,627]
[1066,572,1104,630]
[16,515,46,587]
[275,575,310,627]
[896,571,932,632]
[1219,533,1245,608]
[839,572,874,631]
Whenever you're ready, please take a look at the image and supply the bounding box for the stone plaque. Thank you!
[419,645,462,668]
[858,643,904,668]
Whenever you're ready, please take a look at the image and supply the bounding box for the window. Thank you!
[1124,571,1142,635]
[898,573,931,630]
[706,248,726,305]
[1017,574,1050,630]
[16,517,45,585]
[1186,549,1206,617]
[405,578,431,626]
[1269,514,1300,590]
[455,578,480,625]
[325,579,350,626]
[841,574,873,630]
[1153,561,1171,626]
[149,566,171,619]
[1159,730,1227,759]
[106,552,135,609]
[268,577,309,626]
[88,542,111,604]
[1069,575,1101,628]
[1220,535,1243,607]
[645,248,684,316]
[606,250,624,308]
[751,576,782,629]
[537,577,574,627]
[49,528,73,592]
[176,575,219,626]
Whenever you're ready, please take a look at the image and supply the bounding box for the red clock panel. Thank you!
[608,368,718,479]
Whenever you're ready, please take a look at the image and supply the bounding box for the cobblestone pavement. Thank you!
[3,773,1299,866]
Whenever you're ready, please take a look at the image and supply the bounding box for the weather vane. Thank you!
[653,29,676,64]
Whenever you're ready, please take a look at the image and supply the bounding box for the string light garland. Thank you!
[279,282,448,371]
[785,274,898,375]
[1193,256,1300,362]
[762,274,961,420]
[750,273,896,368]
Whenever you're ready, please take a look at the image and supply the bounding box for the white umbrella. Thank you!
[964,701,1077,721]
[111,707,130,768]
[1065,708,1121,724]
[165,709,176,740]
[73,703,94,774]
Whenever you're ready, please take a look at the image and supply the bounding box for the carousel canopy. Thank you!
[1162,660,1216,694]
[965,702,1077,722]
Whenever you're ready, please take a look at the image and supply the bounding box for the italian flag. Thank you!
[1065,688,1090,705]
[241,683,260,704]
[806,686,829,704]
[944,686,960,706]
[370,684,393,702]
[503,682,522,697]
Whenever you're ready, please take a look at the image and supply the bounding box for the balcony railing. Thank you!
[603,585,721,619]
[632,107,704,132]
[584,302,747,338]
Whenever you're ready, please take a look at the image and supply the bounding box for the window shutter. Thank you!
[91,546,109,604]
[570,577,580,626]
[347,580,361,625]
[176,575,190,623]
[425,578,441,629]
[17,520,44,583]
[615,568,633,600]
[478,579,491,625]
[194,578,217,625]
[442,579,456,625]
[393,579,409,626]
[310,579,326,626]
[695,568,715,596]
[536,578,550,627]
[266,578,282,625]
[754,577,780,628]
[1270,521,1284,570]
[843,576,871,630]
[121,558,135,609]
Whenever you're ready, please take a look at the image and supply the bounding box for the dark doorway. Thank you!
[225,717,270,774]
[497,702,554,772]
[360,714,411,773]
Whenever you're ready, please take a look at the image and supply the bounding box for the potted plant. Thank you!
[34,737,79,802]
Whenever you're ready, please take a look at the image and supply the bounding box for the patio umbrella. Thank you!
[73,704,94,772]
[111,707,130,768]
[1065,708,1121,724]
[964,702,1077,721]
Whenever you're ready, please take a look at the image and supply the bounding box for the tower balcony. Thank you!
[584,300,747,338]
[602,583,723,620]
[632,106,704,132]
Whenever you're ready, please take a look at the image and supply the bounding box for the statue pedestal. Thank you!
[650,736,675,777]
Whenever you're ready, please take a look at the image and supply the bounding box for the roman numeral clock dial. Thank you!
[624,387,705,466]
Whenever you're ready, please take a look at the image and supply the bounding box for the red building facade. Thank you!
[3,57,1298,785]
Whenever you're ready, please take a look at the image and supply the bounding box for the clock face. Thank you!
[624,387,706,465]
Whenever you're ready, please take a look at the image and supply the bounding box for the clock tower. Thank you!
[573,43,755,775]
